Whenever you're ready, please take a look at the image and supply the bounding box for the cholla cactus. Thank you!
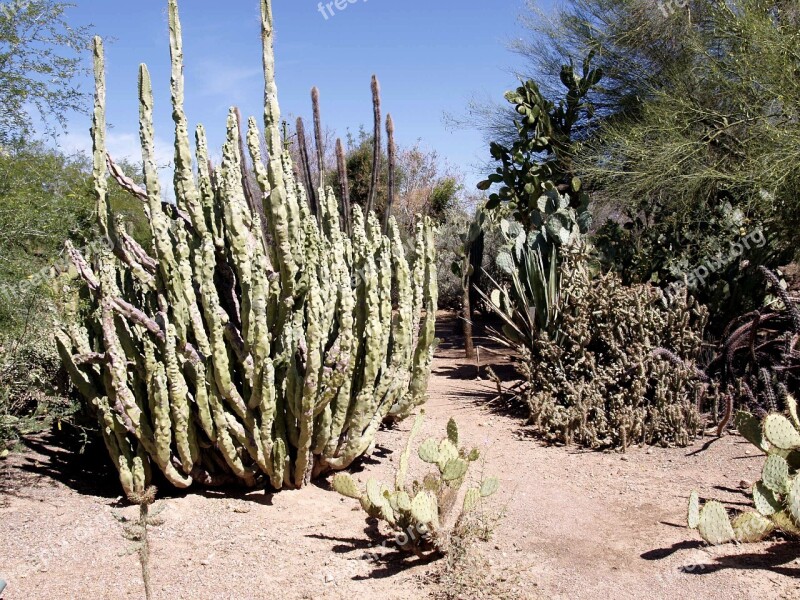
[56,0,438,495]
[689,404,800,544]
[486,247,708,449]
[332,413,497,556]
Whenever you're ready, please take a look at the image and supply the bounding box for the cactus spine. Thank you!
[59,0,438,496]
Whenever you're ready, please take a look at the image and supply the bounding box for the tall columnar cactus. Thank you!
[57,0,438,495]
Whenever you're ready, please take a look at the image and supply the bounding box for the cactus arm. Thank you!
[91,36,110,240]
[260,0,281,160]
[365,75,381,216]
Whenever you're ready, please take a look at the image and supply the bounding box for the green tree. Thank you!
[503,0,799,328]
[0,143,149,444]
[0,0,93,144]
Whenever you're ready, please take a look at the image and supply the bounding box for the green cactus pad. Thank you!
[395,490,412,512]
[480,477,499,498]
[442,458,469,482]
[770,510,800,536]
[331,473,362,499]
[731,511,775,543]
[762,454,790,495]
[380,503,397,526]
[418,438,440,464]
[697,501,735,545]
[366,478,387,509]
[788,394,800,430]
[735,411,769,453]
[447,418,459,446]
[763,414,800,450]
[467,448,480,462]
[687,491,700,529]
[411,491,437,525]
[753,481,781,516]
[787,475,800,525]
[437,439,459,470]
[463,488,481,513]
[360,494,374,514]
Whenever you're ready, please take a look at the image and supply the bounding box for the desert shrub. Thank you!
[486,241,709,448]
[437,205,505,311]
[437,209,469,310]
[702,267,799,417]
[594,199,787,334]
[521,251,708,448]
[0,143,149,447]
[0,322,72,446]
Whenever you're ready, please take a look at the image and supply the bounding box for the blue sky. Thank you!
[57,0,538,190]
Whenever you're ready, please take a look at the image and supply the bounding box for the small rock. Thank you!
[200,559,211,566]
[621,456,629,461]
[739,480,752,490]
[0,449,8,460]
[324,574,334,584]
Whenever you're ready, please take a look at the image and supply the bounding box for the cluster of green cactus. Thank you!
[496,250,709,448]
[332,413,498,556]
[478,54,601,237]
[688,405,800,544]
[56,0,438,495]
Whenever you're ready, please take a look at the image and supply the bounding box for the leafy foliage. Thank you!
[0,144,148,446]
[594,201,781,332]
[0,0,93,143]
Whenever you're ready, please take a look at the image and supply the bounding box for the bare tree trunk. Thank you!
[463,271,475,359]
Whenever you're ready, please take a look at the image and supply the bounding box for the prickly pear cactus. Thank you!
[688,403,800,544]
[56,0,438,495]
[332,413,498,556]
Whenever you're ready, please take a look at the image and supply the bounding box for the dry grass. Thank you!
[428,497,535,600]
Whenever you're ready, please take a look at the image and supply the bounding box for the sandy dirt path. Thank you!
[0,314,798,599]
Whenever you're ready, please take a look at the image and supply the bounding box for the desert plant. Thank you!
[704,266,800,422]
[478,223,563,356]
[56,0,438,496]
[686,267,800,544]
[115,486,165,600]
[478,54,601,238]
[332,413,498,557]
[688,407,800,544]
[487,247,709,449]
[450,208,487,358]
